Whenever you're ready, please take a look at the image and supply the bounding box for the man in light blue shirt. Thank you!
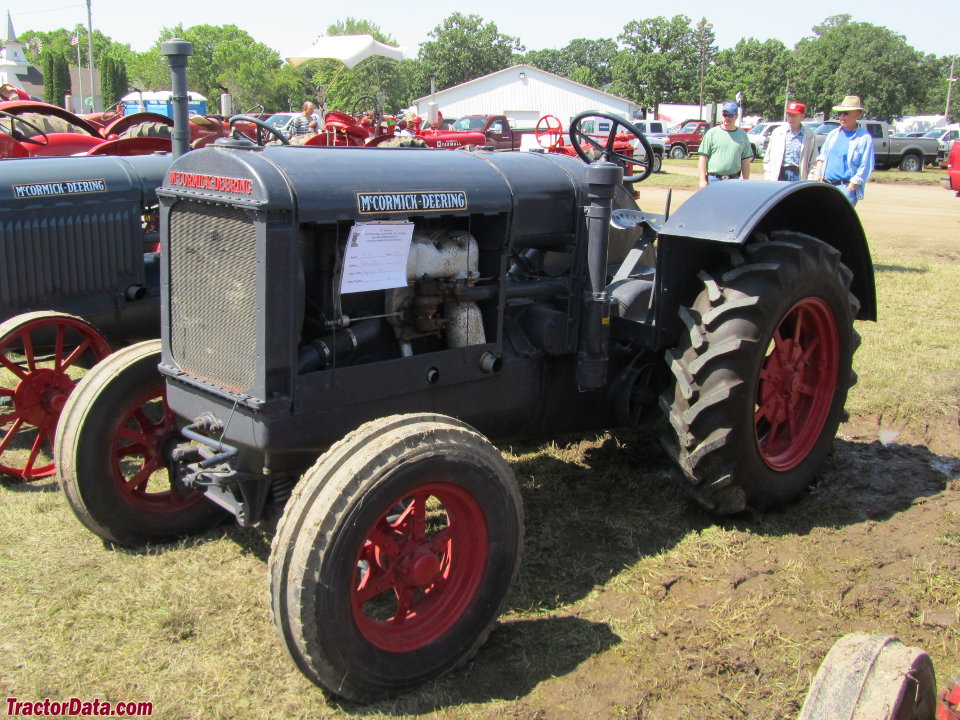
[812,95,875,206]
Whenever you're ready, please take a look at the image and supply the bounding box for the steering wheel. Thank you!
[569,111,654,184]
[0,110,50,146]
[535,114,564,150]
[228,114,289,146]
[351,95,382,128]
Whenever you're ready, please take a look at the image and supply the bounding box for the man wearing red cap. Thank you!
[763,101,817,181]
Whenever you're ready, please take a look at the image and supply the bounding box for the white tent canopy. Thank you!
[286,34,405,69]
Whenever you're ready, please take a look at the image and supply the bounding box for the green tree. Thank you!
[418,13,524,91]
[129,24,297,112]
[611,16,709,115]
[524,39,617,89]
[792,15,933,120]
[523,48,569,77]
[561,38,618,88]
[710,38,792,118]
[100,52,128,107]
[40,47,71,106]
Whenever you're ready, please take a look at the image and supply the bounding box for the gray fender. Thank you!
[656,180,876,324]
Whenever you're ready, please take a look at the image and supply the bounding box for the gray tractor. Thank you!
[56,79,875,701]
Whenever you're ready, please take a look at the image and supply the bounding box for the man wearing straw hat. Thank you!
[811,94,875,205]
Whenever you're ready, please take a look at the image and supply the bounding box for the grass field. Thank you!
[1,176,958,719]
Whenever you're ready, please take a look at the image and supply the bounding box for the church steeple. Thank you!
[1,10,20,45]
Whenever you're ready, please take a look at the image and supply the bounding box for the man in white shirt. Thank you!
[763,101,818,181]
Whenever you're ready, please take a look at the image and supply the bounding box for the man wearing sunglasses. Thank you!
[811,95,875,206]
[697,101,753,188]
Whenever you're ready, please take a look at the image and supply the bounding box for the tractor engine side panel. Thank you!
[157,144,618,456]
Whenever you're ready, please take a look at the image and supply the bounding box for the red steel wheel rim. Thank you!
[351,482,488,652]
[755,297,840,471]
[109,386,203,512]
[0,317,111,481]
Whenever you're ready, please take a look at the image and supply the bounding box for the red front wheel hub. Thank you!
[352,482,488,652]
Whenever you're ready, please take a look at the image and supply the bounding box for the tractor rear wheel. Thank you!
[269,413,522,701]
[0,312,111,481]
[378,136,428,148]
[118,121,171,140]
[56,340,225,546]
[660,232,860,513]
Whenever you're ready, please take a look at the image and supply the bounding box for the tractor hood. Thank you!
[160,143,588,247]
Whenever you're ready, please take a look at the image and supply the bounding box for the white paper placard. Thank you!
[339,222,414,294]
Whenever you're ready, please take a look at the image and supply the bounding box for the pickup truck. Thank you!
[450,115,537,150]
[665,120,710,159]
[814,120,939,171]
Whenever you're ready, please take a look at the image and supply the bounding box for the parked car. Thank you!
[264,112,296,139]
[814,120,939,171]
[746,121,787,159]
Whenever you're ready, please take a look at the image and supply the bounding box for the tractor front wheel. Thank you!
[269,413,523,701]
[0,312,112,481]
[661,232,860,513]
[55,340,225,546]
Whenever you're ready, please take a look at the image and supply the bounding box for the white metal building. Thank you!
[413,64,638,128]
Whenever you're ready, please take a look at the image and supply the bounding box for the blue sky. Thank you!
[12,0,959,60]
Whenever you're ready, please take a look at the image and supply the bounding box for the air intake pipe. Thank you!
[160,39,193,159]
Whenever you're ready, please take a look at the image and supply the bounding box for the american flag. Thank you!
[70,34,79,46]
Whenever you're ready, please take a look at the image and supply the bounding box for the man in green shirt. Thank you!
[697,101,753,188]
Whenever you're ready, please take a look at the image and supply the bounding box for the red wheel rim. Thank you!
[351,482,488,652]
[755,297,840,471]
[0,317,111,481]
[109,386,203,512]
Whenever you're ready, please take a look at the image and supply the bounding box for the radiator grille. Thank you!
[169,203,257,393]
[0,210,138,312]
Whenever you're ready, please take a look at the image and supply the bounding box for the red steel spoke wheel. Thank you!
[270,413,522,702]
[755,297,840,471]
[0,312,111,481]
[108,386,200,513]
[352,482,488,652]
[56,340,225,546]
[661,232,860,513]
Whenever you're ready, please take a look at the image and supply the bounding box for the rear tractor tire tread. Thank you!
[659,232,861,514]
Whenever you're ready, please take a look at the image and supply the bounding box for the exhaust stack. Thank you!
[160,39,193,159]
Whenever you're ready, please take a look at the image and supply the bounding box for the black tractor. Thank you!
[56,105,875,701]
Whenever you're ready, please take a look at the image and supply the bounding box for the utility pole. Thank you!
[946,56,957,123]
[697,20,712,121]
[783,78,790,119]
[85,0,96,111]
